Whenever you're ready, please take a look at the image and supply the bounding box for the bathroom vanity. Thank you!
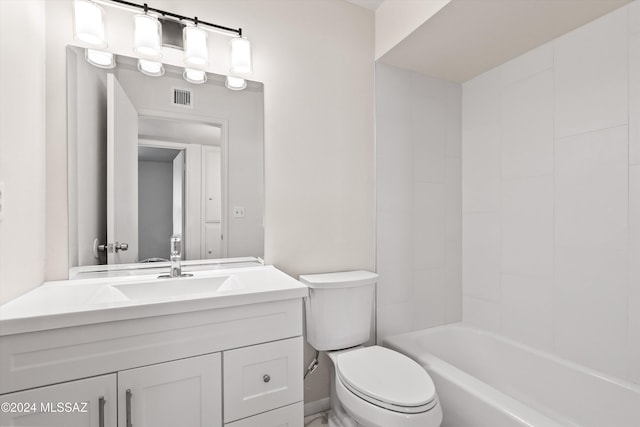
[0,265,307,427]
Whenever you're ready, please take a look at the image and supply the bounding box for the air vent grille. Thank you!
[172,88,193,108]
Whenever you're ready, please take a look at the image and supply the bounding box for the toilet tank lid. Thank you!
[299,270,378,288]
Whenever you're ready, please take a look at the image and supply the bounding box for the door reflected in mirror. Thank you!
[67,46,264,274]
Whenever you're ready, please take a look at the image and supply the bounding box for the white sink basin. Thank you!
[112,275,243,301]
[0,265,309,336]
[0,284,130,319]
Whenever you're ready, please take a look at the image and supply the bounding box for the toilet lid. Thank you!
[336,346,436,411]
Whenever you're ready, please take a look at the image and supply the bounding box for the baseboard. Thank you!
[304,397,330,416]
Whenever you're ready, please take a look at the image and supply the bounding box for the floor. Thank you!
[304,411,329,426]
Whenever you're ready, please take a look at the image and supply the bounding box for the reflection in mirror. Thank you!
[137,145,186,262]
[67,46,264,275]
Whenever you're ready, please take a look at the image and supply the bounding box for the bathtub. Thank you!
[383,323,640,427]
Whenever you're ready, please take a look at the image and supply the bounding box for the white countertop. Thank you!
[0,265,308,336]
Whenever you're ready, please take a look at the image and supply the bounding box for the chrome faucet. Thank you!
[170,235,182,278]
[158,235,192,279]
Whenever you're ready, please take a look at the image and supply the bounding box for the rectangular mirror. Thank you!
[67,46,264,275]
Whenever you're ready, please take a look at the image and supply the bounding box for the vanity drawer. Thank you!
[224,402,303,427]
[223,337,303,423]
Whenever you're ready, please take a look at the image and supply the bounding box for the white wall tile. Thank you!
[413,182,445,269]
[501,274,554,352]
[501,42,553,87]
[554,7,628,138]
[630,33,640,165]
[462,123,501,212]
[376,63,462,343]
[377,209,413,306]
[630,165,640,296]
[377,302,413,343]
[463,212,501,301]
[376,119,412,212]
[413,268,446,329]
[463,69,501,132]
[445,85,462,159]
[375,62,412,119]
[445,157,462,240]
[629,296,640,383]
[445,238,463,323]
[463,296,501,333]
[411,71,447,102]
[501,176,554,279]
[555,126,628,250]
[554,247,629,378]
[376,109,412,158]
[501,69,554,179]
[460,1,637,385]
[413,103,446,183]
[462,68,501,212]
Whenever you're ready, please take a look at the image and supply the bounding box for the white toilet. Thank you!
[300,271,443,427]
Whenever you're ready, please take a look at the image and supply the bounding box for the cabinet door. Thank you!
[118,352,222,427]
[0,374,116,427]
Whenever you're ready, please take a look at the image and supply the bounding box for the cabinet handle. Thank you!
[98,396,105,427]
[126,389,133,427]
[263,374,271,383]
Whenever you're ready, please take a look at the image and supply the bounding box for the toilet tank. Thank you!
[300,270,378,351]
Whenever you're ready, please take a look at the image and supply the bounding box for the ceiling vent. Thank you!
[172,87,193,108]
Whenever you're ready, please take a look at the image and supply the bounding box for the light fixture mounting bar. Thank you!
[107,0,243,37]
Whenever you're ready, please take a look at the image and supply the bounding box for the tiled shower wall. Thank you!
[376,63,462,342]
[462,2,640,384]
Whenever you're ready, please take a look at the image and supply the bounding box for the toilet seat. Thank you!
[336,346,437,414]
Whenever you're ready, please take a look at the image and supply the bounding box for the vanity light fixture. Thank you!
[133,12,162,59]
[183,23,209,67]
[230,37,252,75]
[137,59,165,77]
[183,68,207,85]
[73,0,107,47]
[85,49,116,69]
[79,1,253,85]
[225,76,247,91]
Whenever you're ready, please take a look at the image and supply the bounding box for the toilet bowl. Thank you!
[329,346,442,427]
[300,271,443,427]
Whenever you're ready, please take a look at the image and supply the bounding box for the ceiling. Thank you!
[345,0,384,11]
[373,0,631,82]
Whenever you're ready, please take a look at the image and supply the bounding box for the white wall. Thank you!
[462,2,640,384]
[40,0,374,407]
[0,1,46,304]
[376,63,462,342]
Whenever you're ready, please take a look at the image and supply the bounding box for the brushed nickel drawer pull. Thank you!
[98,396,105,427]
[126,389,133,427]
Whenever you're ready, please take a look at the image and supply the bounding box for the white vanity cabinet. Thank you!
[0,374,117,427]
[1,295,305,427]
[0,355,223,427]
